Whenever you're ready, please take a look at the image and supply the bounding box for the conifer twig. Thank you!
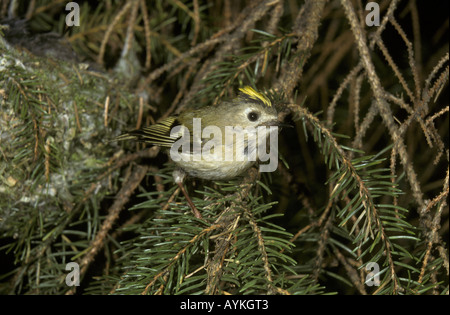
[340,0,424,211]
[74,164,149,291]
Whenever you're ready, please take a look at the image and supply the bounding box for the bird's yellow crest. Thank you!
[238,86,272,108]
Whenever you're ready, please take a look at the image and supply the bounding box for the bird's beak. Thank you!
[261,119,292,128]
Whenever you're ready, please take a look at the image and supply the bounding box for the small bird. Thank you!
[115,86,280,218]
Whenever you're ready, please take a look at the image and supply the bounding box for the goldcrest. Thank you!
[115,86,280,218]
[116,86,280,181]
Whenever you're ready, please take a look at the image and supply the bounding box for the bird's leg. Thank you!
[172,169,203,219]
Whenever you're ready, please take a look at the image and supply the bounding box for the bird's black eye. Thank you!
[247,111,259,122]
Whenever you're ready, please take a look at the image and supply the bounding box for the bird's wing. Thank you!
[115,117,181,148]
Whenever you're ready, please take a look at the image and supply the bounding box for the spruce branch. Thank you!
[274,0,327,96]
[141,223,221,295]
[75,164,149,288]
[340,0,424,209]
[205,168,259,294]
[1,0,447,295]
[288,102,407,293]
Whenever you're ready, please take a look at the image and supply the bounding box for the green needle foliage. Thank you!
[82,166,324,295]
[0,0,448,295]
[292,105,423,294]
